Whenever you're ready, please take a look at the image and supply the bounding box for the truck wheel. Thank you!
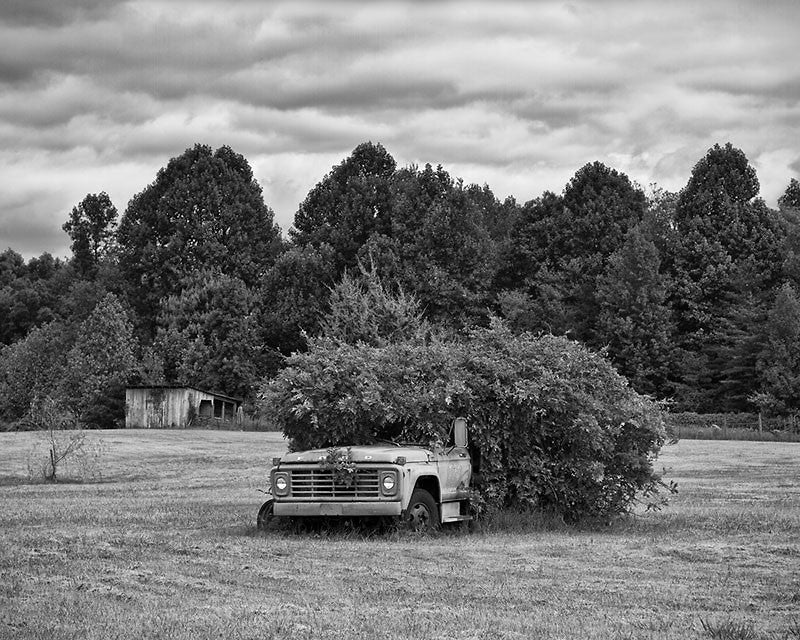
[404,489,439,532]
[256,499,275,531]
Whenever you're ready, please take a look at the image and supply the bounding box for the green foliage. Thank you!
[0,321,72,422]
[320,260,426,347]
[60,293,140,428]
[261,319,666,521]
[320,447,358,487]
[376,164,500,327]
[155,271,269,399]
[755,283,800,414]
[255,244,335,356]
[117,144,282,335]
[497,163,646,343]
[461,322,667,520]
[62,192,118,278]
[291,141,396,270]
[0,250,69,346]
[677,143,759,220]
[560,161,647,263]
[495,190,563,295]
[595,224,675,396]
[779,178,800,211]
[261,336,463,451]
[4,138,800,421]
[670,143,785,411]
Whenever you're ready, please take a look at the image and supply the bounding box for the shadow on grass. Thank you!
[247,508,579,541]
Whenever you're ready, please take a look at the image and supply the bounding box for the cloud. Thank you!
[0,0,799,257]
[0,0,123,27]
[0,185,71,256]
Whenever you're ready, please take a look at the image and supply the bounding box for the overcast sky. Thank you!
[1,0,799,258]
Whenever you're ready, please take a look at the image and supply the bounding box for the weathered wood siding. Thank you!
[125,387,240,429]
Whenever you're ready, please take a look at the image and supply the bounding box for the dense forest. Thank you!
[2,141,800,429]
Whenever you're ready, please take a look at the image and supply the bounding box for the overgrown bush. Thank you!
[260,319,668,521]
[460,323,668,520]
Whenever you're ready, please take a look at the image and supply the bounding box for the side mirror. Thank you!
[453,417,468,448]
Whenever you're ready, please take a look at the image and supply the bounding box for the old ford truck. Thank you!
[257,418,473,531]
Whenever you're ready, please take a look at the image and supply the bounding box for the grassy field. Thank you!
[0,430,798,640]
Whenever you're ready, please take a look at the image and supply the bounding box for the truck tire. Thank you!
[256,499,274,531]
[404,488,439,532]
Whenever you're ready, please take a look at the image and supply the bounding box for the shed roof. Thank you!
[126,385,242,404]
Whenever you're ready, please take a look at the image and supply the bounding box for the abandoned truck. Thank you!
[257,418,473,531]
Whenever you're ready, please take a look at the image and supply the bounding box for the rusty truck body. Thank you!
[257,418,473,531]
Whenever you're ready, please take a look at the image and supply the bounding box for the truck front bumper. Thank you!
[273,501,402,517]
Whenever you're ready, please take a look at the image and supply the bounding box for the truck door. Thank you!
[438,418,471,501]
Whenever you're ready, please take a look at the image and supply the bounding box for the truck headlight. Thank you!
[273,472,290,496]
[380,471,398,496]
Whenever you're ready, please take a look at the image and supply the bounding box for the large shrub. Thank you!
[260,320,666,521]
[460,323,666,519]
[0,321,72,423]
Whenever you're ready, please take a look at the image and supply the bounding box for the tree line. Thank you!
[2,141,800,428]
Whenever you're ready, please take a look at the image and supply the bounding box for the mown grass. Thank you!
[0,431,798,640]
[671,425,800,443]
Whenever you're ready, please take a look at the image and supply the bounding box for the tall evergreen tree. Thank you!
[320,261,425,347]
[669,143,784,410]
[595,225,675,396]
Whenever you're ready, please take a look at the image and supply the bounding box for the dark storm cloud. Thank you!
[224,74,462,112]
[0,0,124,27]
[686,77,800,104]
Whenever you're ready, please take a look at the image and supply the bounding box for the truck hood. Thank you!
[280,444,432,465]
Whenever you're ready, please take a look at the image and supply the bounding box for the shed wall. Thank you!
[125,387,240,429]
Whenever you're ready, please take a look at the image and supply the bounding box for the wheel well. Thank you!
[414,475,440,504]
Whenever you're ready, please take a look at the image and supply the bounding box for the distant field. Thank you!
[0,431,798,640]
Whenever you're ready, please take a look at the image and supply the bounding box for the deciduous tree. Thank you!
[59,293,140,428]
[62,192,118,278]
[756,283,800,415]
[0,321,72,422]
[255,244,337,356]
[0,251,68,345]
[778,178,800,212]
[155,271,268,399]
[291,142,396,271]
[118,144,282,335]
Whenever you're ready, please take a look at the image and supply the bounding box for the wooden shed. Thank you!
[125,386,242,429]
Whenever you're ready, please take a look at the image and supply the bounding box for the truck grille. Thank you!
[288,468,381,498]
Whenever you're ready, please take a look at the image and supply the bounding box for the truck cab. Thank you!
[257,418,472,531]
